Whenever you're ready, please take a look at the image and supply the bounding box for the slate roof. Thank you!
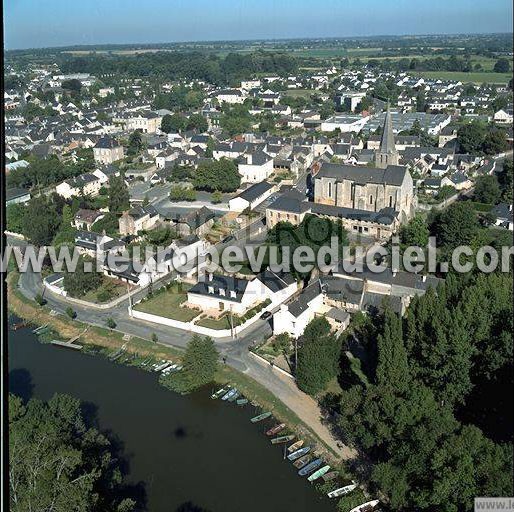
[316,162,408,187]
[287,281,322,318]
[188,274,250,303]
[256,270,295,293]
[237,181,274,202]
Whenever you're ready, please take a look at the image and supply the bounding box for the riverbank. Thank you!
[7,271,346,464]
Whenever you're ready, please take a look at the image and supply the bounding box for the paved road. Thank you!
[9,235,350,459]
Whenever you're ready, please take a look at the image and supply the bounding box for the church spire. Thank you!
[375,103,399,168]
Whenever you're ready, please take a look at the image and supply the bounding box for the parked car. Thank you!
[260,311,272,320]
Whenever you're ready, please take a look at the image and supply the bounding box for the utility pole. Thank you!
[127,281,133,317]
[294,336,298,373]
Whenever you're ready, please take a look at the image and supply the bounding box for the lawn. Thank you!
[195,315,233,330]
[281,88,320,98]
[134,283,199,322]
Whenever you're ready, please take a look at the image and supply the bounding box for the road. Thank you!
[9,235,351,459]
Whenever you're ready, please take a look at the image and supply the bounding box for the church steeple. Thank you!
[375,103,399,168]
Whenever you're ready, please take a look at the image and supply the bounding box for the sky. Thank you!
[3,0,513,50]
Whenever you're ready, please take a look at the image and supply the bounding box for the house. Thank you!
[55,173,103,199]
[170,206,215,237]
[126,111,162,133]
[93,136,124,165]
[237,151,274,183]
[74,231,125,258]
[229,182,276,212]
[336,91,367,112]
[491,203,513,230]
[73,208,105,231]
[214,89,246,105]
[493,108,513,125]
[272,281,324,338]
[442,172,472,191]
[187,270,297,316]
[6,188,31,205]
[320,115,369,133]
[118,205,160,235]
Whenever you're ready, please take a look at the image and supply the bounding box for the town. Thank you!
[5,31,514,512]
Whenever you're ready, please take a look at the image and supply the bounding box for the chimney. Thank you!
[422,275,427,282]
[247,153,253,165]
[208,273,213,282]
[510,205,513,212]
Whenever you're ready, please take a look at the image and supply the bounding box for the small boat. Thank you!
[250,412,272,423]
[228,391,240,402]
[307,465,330,482]
[349,500,380,512]
[322,471,339,482]
[271,434,295,445]
[32,323,48,334]
[288,440,304,453]
[236,398,248,406]
[222,388,237,401]
[293,455,311,469]
[298,458,323,477]
[266,423,286,436]
[221,388,236,401]
[211,387,228,399]
[327,483,357,498]
[287,446,311,461]
[11,321,27,331]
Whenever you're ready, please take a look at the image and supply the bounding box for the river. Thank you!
[8,324,335,512]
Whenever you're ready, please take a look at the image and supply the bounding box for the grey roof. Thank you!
[6,188,30,201]
[256,270,295,293]
[311,204,398,226]
[267,194,311,215]
[288,281,322,318]
[237,181,274,202]
[492,203,513,222]
[320,275,363,305]
[95,136,119,149]
[379,105,396,155]
[188,274,250,303]
[316,162,408,187]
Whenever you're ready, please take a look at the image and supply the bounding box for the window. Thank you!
[208,286,214,294]
[389,195,393,207]
[230,290,237,298]
[364,227,369,232]
[353,226,358,231]
[369,195,373,205]
[328,182,332,197]
[219,289,226,296]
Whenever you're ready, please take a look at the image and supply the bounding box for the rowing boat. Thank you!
[287,440,304,453]
[266,423,286,436]
[211,387,227,399]
[327,483,357,498]
[271,434,295,445]
[293,455,311,469]
[307,465,330,482]
[349,500,379,512]
[322,471,339,482]
[287,446,311,461]
[250,411,272,423]
[236,398,248,406]
[221,388,235,401]
[298,458,322,477]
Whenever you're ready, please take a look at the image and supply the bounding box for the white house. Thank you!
[215,89,246,105]
[494,108,513,125]
[93,136,124,165]
[237,151,274,183]
[229,181,276,212]
[320,115,369,133]
[55,173,103,199]
[272,281,323,338]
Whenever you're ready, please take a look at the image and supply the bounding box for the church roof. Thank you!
[379,105,397,155]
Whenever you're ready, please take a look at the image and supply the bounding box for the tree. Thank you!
[6,204,26,234]
[482,127,508,155]
[494,58,510,73]
[108,175,130,214]
[457,121,487,154]
[296,317,341,395]
[498,158,513,201]
[34,293,46,306]
[106,317,117,329]
[211,191,223,204]
[63,256,102,298]
[161,113,185,133]
[151,333,158,343]
[186,113,208,133]
[52,204,77,248]
[398,213,429,249]
[21,196,60,246]
[193,159,241,192]
[65,306,76,319]
[474,175,501,204]
[127,130,143,156]
[161,336,219,393]
[9,393,137,512]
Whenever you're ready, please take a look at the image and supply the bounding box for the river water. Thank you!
[8,324,335,512]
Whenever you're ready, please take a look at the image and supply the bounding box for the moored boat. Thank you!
[287,440,304,453]
[322,471,339,482]
[211,387,227,399]
[228,390,240,402]
[293,455,311,469]
[266,423,286,436]
[327,483,357,498]
[307,465,330,482]
[250,411,272,423]
[298,458,323,477]
[271,434,295,444]
[349,500,380,512]
[236,398,248,406]
[221,388,236,401]
[287,446,311,461]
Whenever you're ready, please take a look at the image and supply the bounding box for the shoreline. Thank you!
[7,271,347,467]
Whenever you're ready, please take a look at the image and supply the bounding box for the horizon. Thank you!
[4,0,513,51]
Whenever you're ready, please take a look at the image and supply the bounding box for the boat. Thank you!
[228,391,240,402]
[287,440,304,453]
[222,388,237,401]
[293,455,311,469]
[155,361,172,372]
[236,398,248,406]
[211,387,228,399]
[298,458,323,477]
[307,465,331,482]
[12,321,27,331]
[250,412,272,423]
[287,446,311,461]
[349,500,380,512]
[271,434,295,445]
[266,423,286,436]
[327,483,357,498]
[32,323,48,334]
[322,471,339,482]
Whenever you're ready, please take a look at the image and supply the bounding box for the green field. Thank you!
[413,70,512,84]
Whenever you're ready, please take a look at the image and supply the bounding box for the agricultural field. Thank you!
[413,70,512,84]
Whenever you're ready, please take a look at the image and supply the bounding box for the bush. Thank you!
[169,186,196,202]
[106,317,116,329]
[151,333,158,343]
[65,306,76,319]
[34,293,47,306]
[96,288,114,303]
